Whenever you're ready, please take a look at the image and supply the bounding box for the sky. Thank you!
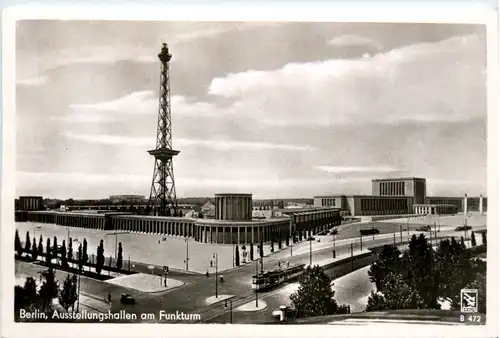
[15,21,487,200]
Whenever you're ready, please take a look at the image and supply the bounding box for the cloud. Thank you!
[69,91,157,115]
[314,165,405,174]
[62,132,154,147]
[328,34,383,51]
[179,139,317,151]
[207,34,486,126]
[16,170,360,191]
[67,91,229,119]
[16,75,49,87]
[61,132,317,151]
[17,171,149,184]
[51,113,115,123]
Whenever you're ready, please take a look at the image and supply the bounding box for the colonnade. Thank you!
[25,211,105,229]
[194,220,289,244]
[113,216,194,237]
[21,208,342,245]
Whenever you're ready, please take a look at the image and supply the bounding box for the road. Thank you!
[15,225,470,323]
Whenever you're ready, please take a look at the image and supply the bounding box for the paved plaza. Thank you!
[383,212,487,227]
[105,273,184,293]
[15,213,485,275]
[16,222,281,273]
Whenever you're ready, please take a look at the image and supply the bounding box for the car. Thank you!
[120,293,135,304]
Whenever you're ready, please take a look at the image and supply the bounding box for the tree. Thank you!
[235,245,240,267]
[77,243,83,272]
[166,209,171,217]
[60,240,68,267]
[481,231,487,246]
[15,229,22,256]
[368,245,402,292]
[31,237,38,261]
[58,274,78,312]
[286,236,290,247]
[15,277,41,319]
[82,239,88,265]
[365,291,387,312]
[38,235,44,258]
[96,239,105,275]
[401,234,440,309]
[382,272,424,310]
[278,237,283,249]
[116,242,123,270]
[435,237,474,302]
[299,230,303,241]
[290,265,347,318]
[38,267,59,311]
[25,231,31,258]
[45,238,52,265]
[250,242,254,261]
[471,232,477,247]
[270,240,275,253]
[67,237,73,264]
[179,210,183,217]
[52,236,58,262]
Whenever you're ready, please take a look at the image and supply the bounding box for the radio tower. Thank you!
[147,43,179,216]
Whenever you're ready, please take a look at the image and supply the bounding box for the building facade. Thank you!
[315,177,485,217]
[17,196,44,211]
[413,204,458,215]
[214,193,252,221]
[372,177,426,204]
[313,195,412,217]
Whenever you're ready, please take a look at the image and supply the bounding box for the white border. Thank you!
[1,4,498,338]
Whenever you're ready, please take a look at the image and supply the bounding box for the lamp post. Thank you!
[76,273,81,312]
[255,260,259,307]
[350,243,353,271]
[406,215,410,237]
[213,253,218,298]
[105,231,129,260]
[332,232,336,258]
[224,299,233,324]
[184,237,189,271]
[372,222,375,241]
[308,237,313,266]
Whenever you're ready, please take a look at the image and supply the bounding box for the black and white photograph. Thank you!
[1,4,498,338]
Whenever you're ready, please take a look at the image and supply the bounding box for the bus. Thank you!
[252,263,306,292]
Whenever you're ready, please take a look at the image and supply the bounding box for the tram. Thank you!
[252,263,306,292]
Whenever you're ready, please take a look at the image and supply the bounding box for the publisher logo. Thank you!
[461,289,478,313]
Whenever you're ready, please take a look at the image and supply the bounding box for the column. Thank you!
[215,226,218,244]
[237,227,240,245]
[251,226,254,243]
[479,194,483,214]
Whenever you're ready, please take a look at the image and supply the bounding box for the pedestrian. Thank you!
[205,270,210,277]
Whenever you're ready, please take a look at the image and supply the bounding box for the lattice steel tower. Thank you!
[147,43,179,216]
